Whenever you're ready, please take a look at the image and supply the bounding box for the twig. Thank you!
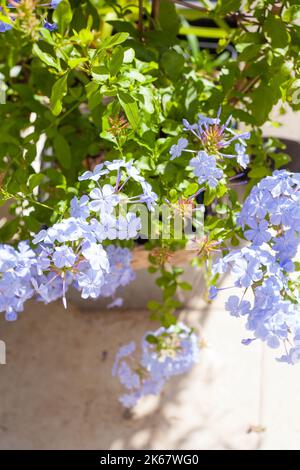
[138,0,144,34]
[168,0,208,13]
[151,0,160,20]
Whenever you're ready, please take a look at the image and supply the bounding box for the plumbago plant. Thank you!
[0,0,300,407]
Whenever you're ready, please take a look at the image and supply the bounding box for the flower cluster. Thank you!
[112,323,200,407]
[0,241,36,321]
[212,170,300,363]
[0,0,62,33]
[170,111,250,189]
[0,159,157,320]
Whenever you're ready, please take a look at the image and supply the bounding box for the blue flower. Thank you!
[77,269,104,299]
[52,245,76,269]
[213,170,300,363]
[117,213,141,240]
[70,195,90,220]
[0,20,12,32]
[183,112,250,152]
[235,143,249,169]
[244,219,271,246]
[44,21,57,32]
[189,151,223,188]
[113,323,200,407]
[139,180,158,210]
[78,163,109,182]
[81,242,109,272]
[225,295,250,317]
[208,285,218,299]
[89,185,120,214]
[169,138,188,160]
[51,0,62,8]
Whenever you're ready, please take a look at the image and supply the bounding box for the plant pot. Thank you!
[281,138,300,172]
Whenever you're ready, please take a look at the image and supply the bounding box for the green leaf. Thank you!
[248,166,269,178]
[45,168,66,186]
[32,44,61,71]
[183,183,199,198]
[204,187,217,205]
[148,266,157,274]
[50,73,69,116]
[109,46,124,76]
[146,334,159,344]
[53,134,71,169]
[271,152,291,169]
[216,183,227,198]
[249,84,274,125]
[28,173,45,192]
[263,14,290,48]
[118,91,140,130]
[161,50,184,80]
[159,0,180,35]
[147,300,161,310]
[178,281,192,291]
[0,217,20,243]
[217,0,242,14]
[283,5,300,22]
[68,57,88,69]
[53,0,73,33]
[100,32,129,50]
[238,44,262,62]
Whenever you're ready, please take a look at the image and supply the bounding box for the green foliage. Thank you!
[0,0,299,318]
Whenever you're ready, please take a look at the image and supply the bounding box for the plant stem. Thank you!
[168,0,208,13]
[1,191,52,211]
[138,0,144,33]
[151,0,160,21]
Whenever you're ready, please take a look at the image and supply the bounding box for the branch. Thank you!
[138,0,144,33]
[168,0,208,13]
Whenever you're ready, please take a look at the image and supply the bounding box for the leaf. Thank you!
[53,134,71,169]
[68,57,88,69]
[184,183,199,198]
[159,0,180,35]
[146,334,159,344]
[109,46,124,76]
[117,91,140,130]
[204,187,217,205]
[100,32,129,50]
[217,0,242,14]
[249,84,274,125]
[263,14,290,48]
[248,167,269,178]
[28,173,45,192]
[32,44,61,71]
[53,0,73,33]
[238,44,262,62]
[147,300,161,310]
[178,282,192,291]
[161,50,184,80]
[50,73,69,116]
[271,152,291,169]
[283,5,300,23]
[0,217,20,243]
[123,48,135,63]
